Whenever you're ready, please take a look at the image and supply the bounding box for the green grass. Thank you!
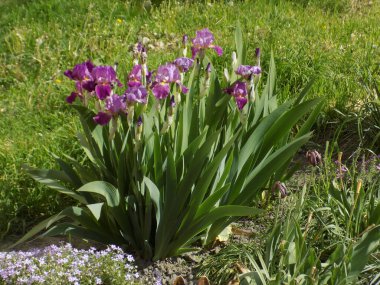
[0,0,379,236]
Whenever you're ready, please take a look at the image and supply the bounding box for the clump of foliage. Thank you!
[15,26,322,260]
[238,147,380,285]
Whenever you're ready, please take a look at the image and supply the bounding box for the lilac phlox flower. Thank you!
[123,85,148,104]
[191,28,223,59]
[92,66,122,100]
[235,65,262,79]
[173,57,194,73]
[93,94,126,125]
[224,81,248,110]
[95,277,102,284]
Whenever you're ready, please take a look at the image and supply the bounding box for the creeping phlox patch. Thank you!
[0,243,139,284]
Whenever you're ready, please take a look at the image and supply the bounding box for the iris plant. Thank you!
[21,26,322,261]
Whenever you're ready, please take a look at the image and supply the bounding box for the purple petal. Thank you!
[235,96,248,110]
[152,83,170,100]
[191,47,200,59]
[64,70,74,80]
[124,86,148,104]
[95,84,112,100]
[128,65,142,87]
[235,65,261,78]
[192,28,215,48]
[105,94,126,114]
[173,57,194,73]
[155,63,180,83]
[212,45,223,56]
[82,80,96,92]
[66,92,78,104]
[233,81,247,97]
[92,66,117,84]
[179,83,189,94]
[93,112,112,125]
[251,66,261,75]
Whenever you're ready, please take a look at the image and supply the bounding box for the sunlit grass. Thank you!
[0,0,379,235]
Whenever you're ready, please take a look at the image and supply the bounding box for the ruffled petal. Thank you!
[66,92,78,104]
[95,84,112,100]
[212,45,223,56]
[93,112,112,125]
[152,83,170,100]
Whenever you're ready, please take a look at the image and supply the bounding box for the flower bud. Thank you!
[255,47,261,66]
[272,181,288,198]
[109,117,118,141]
[306,150,322,166]
[232,51,237,67]
[182,34,188,57]
[135,116,143,142]
[224,68,230,82]
[182,34,188,47]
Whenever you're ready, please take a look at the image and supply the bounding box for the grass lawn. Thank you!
[0,2,379,281]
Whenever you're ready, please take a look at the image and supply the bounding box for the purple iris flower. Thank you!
[105,94,126,114]
[235,65,262,79]
[93,94,126,125]
[173,57,194,73]
[123,86,148,104]
[64,61,96,94]
[191,28,223,59]
[151,63,188,100]
[151,82,170,100]
[92,66,122,100]
[128,65,143,87]
[155,63,181,83]
[224,81,248,110]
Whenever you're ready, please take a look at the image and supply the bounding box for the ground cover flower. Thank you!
[0,243,139,284]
